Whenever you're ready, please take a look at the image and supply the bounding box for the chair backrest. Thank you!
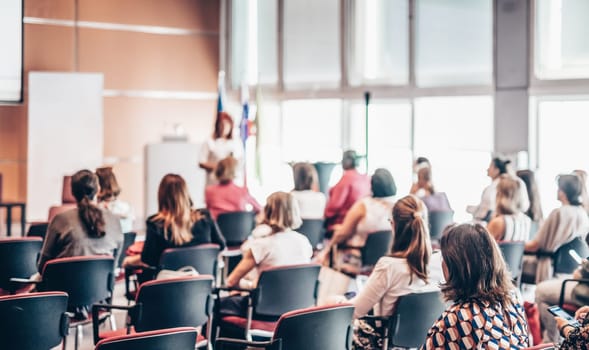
[553,236,589,275]
[95,327,198,350]
[216,211,255,247]
[499,241,525,283]
[26,222,49,239]
[389,290,446,348]
[297,219,324,248]
[0,237,43,291]
[41,256,115,308]
[134,276,213,332]
[428,211,454,241]
[0,292,69,350]
[272,304,354,350]
[117,232,137,269]
[361,230,392,267]
[159,244,220,276]
[255,264,321,317]
[62,175,76,204]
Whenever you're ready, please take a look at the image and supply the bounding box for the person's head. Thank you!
[155,174,194,245]
[213,112,234,139]
[516,169,543,221]
[495,174,522,215]
[71,169,105,238]
[557,174,582,206]
[389,195,431,282]
[417,166,435,194]
[341,150,358,170]
[215,156,238,184]
[371,168,397,198]
[573,170,589,208]
[262,191,302,234]
[413,157,431,173]
[440,223,513,305]
[487,157,511,179]
[292,162,319,191]
[95,167,121,202]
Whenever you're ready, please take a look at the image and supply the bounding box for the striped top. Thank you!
[422,294,530,350]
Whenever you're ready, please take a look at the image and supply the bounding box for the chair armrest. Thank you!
[221,249,244,258]
[8,278,40,294]
[92,303,141,344]
[214,286,256,294]
[215,337,280,350]
[559,278,589,307]
[535,250,555,258]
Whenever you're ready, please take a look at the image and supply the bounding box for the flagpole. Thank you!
[364,91,371,172]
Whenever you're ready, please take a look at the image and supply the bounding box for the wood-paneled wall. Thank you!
[0,0,219,228]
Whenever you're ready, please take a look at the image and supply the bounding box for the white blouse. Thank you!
[199,137,243,185]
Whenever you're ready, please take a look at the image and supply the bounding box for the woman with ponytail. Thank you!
[38,169,123,271]
[349,195,442,349]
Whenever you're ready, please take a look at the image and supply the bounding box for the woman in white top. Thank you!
[291,162,326,219]
[488,174,531,242]
[524,174,589,283]
[199,111,243,186]
[323,168,396,275]
[95,167,134,233]
[226,191,313,289]
[468,157,530,222]
[349,195,440,348]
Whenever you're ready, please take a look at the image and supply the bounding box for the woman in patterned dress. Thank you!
[423,223,530,349]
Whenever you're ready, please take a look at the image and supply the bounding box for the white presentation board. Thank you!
[144,142,206,218]
[27,72,104,221]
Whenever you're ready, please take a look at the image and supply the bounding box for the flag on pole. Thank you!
[240,83,250,186]
[216,71,226,117]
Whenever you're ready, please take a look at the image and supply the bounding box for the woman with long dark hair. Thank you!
[38,169,123,271]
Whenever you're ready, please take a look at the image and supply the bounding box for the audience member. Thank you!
[410,157,433,197]
[517,169,544,223]
[487,174,531,241]
[524,174,589,283]
[348,195,440,349]
[291,162,326,219]
[556,305,589,349]
[205,156,261,220]
[219,192,313,312]
[38,169,123,272]
[324,150,371,234]
[468,157,530,221]
[573,169,589,216]
[199,111,243,186]
[324,168,396,275]
[423,223,530,349]
[536,254,589,343]
[123,174,225,277]
[95,166,135,233]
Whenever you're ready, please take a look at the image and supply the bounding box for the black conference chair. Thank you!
[12,256,116,350]
[362,290,446,349]
[0,292,69,350]
[26,222,49,240]
[499,241,525,286]
[0,237,43,294]
[117,232,137,270]
[428,211,454,241]
[215,264,321,341]
[95,327,198,350]
[360,230,393,274]
[216,304,354,350]
[94,275,214,348]
[216,211,256,247]
[298,219,325,249]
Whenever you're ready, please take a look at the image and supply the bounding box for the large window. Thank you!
[414,96,494,222]
[535,0,589,80]
[415,0,493,86]
[231,0,278,88]
[536,99,589,213]
[283,0,341,89]
[349,102,413,193]
[348,0,409,86]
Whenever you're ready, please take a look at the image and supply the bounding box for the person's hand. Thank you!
[575,305,589,320]
[314,248,329,266]
[555,317,576,338]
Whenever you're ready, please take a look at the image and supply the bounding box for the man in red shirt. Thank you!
[324,150,370,236]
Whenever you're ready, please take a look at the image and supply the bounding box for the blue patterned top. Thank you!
[422,294,530,349]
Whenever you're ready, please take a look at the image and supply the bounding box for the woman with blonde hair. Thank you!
[123,174,225,273]
[487,174,531,242]
[423,223,530,349]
